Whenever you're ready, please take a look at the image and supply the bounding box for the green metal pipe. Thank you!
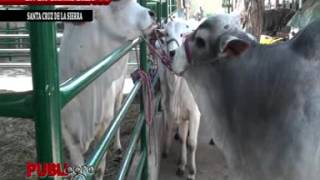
[116,113,145,180]
[60,37,142,107]
[156,1,162,23]
[138,2,150,174]
[162,1,168,21]
[0,91,34,118]
[29,5,63,180]
[86,81,142,169]
[135,147,147,180]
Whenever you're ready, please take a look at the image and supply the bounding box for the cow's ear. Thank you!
[220,36,250,58]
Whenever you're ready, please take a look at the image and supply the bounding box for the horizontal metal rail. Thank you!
[0,62,31,68]
[0,33,63,38]
[0,30,64,34]
[0,48,31,53]
[60,37,142,107]
[0,30,29,33]
[0,43,29,46]
[0,48,138,54]
[0,62,138,68]
[0,48,60,53]
[0,91,33,118]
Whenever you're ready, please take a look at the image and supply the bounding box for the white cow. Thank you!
[58,1,155,179]
[156,18,201,180]
[170,14,320,180]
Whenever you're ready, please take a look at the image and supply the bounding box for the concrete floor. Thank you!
[158,119,228,180]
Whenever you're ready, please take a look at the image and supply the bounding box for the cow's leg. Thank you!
[94,154,107,180]
[113,80,125,160]
[114,96,123,153]
[176,120,188,177]
[163,109,175,158]
[160,81,172,159]
[62,124,85,167]
[91,125,107,180]
[174,127,180,140]
[209,138,215,146]
[186,112,200,180]
[93,115,109,180]
[162,85,174,158]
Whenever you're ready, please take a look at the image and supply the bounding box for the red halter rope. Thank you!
[146,30,173,70]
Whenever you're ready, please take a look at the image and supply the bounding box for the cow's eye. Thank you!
[195,37,206,48]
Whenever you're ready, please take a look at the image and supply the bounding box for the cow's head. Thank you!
[170,14,256,75]
[102,0,156,39]
[163,19,199,53]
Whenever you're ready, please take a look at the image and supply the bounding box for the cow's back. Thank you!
[290,19,320,60]
[213,24,320,179]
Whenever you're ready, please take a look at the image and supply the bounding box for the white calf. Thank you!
[157,18,201,180]
[58,1,155,179]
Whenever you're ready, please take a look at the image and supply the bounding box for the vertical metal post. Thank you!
[140,41,149,180]
[162,1,168,22]
[170,0,174,12]
[29,6,63,180]
[139,0,149,179]
[157,1,162,23]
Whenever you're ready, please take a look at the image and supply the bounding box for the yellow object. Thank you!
[260,35,284,44]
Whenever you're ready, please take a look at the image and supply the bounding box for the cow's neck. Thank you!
[183,65,233,149]
[95,6,128,43]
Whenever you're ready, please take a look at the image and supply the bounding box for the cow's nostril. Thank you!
[169,50,176,57]
[148,11,155,17]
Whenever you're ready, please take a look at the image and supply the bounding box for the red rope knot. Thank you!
[131,69,154,126]
[146,29,173,71]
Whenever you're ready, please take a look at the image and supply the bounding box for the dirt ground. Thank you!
[0,100,140,180]
[158,117,228,180]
